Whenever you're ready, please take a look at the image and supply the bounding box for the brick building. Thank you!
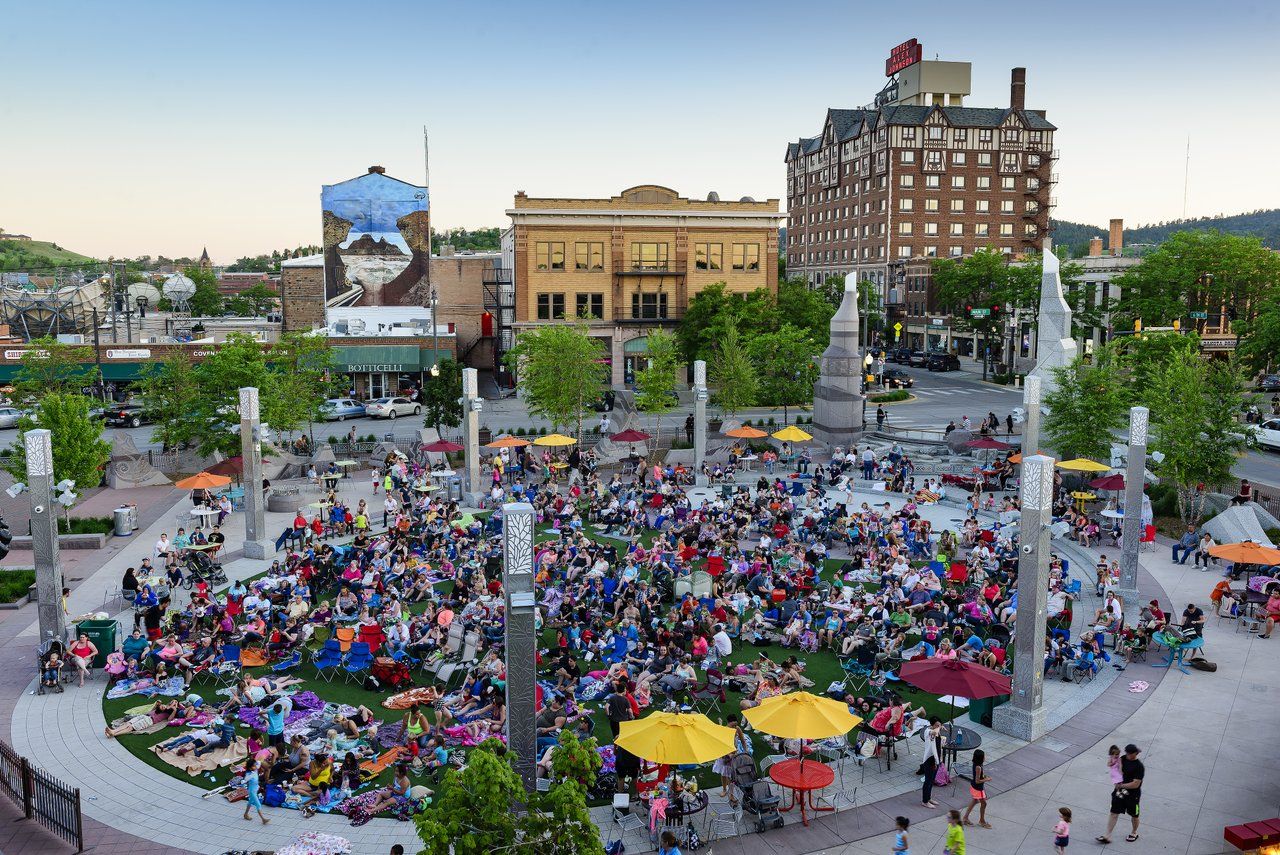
[506,185,781,386]
[215,271,280,298]
[785,48,1057,351]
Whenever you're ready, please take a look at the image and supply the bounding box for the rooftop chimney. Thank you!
[368,165,386,174]
[1010,67,1026,112]
[1088,237,1103,258]
[1109,218,1124,256]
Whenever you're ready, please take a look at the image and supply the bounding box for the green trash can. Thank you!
[75,619,118,669]
[968,694,1010,727]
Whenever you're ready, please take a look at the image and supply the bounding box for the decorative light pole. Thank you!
[692,360,707,484]
[501,502,538,791]
[1118,406,1149,602]
[26,430,66,644]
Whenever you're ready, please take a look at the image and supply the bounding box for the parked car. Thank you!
[927,352,961,372]
[0,407,22,429]
[320,398,367,421]
[886,346,912,364]
[1254,418,1280,452]
[881,368,914,389]
[1258,374,1280,393]
[105,403,154,428]
[906,350,929,368]
[365,397,420,420]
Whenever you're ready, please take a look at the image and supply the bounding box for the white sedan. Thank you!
[1254,418,1280,452]
[0,407,22,428]
[364,397,420,420]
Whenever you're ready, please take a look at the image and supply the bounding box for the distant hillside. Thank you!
[1052,209,1280,257]
[0,239,96,271]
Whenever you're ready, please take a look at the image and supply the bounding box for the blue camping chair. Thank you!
[311,639,344,681]
[271,650,302,673]
[343,642,373,684]
[602,635,629,666]
[209,644,242,688]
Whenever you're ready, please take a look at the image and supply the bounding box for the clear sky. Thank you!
[3,0,1278,261]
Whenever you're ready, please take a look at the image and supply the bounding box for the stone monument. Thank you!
[811,273,865,447]
[1026,243,1077,397]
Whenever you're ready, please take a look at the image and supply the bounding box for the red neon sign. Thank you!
[886,38,922,76]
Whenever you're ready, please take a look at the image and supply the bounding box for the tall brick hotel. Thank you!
[785,42,1057,352]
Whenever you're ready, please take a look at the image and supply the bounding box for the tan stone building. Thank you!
[506,185,781,385]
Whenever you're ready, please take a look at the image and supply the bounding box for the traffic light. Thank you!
[1134,318,1143,333]
[1173,319,1181,331]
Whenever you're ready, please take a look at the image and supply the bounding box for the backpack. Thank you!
[263,784,286,807]
[934,763,951,786]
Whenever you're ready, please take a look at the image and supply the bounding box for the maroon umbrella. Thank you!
[899,658,1011,731]
[1089,474,1125,491]
[205,457,244,477]
[611,429,652,443]
[423,439,465,453]
[966,438,1012,451]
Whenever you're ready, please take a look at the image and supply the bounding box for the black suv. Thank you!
[926,352,961,372]
[906,350,930,367]
[105,403,154,428]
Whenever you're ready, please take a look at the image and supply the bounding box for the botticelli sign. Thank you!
[885,38,922,76]
[106,348,151,359]
[346,363,415,373]
[4,349,45,360]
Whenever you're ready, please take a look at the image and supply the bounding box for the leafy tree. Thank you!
[185,334,275,456]
[4,393,111,491]
[183,265,224,317]
[1113,330,1201,400]
[1147,351,1252,525]
[776,278,835,350]
[709,325,757,417]
[13,336,97,402]
[749,323,819,422]
[1042,349,1128,462]
[421,358,463,434]
[1235,302,1280,375]
[269,332,340,439]
[505,323,608,438]
[138,352,205,451]
[634,329,680,443]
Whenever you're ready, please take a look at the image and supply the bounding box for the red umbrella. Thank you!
[899,659,1011,732]
[205,457,244,477]
[966,438,1012,451]
[1089,474,1125,491]
[423,439,464,453]
[611,429,652,443]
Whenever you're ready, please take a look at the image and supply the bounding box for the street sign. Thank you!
[970,308,991,319]
[1190,311,1208,319]
[893,322,903,332]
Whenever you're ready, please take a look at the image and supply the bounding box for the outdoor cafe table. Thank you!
[189,506,219,528]
[739,454,758,472]
[943,724,982,767]
[768,758,834,827]
[334,460,358,477]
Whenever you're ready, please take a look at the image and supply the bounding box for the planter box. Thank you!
[11,533,107,550]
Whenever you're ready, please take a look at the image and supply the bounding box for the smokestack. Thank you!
[1109,218,1124,256]
[1088,237,1103,258]
[368,165,386,174]
[1010,67,1026,111]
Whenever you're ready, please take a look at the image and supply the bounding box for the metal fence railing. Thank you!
[0,739,83,851]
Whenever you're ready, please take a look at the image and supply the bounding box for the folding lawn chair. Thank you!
[311,638,344,682]
[343,641,373,684]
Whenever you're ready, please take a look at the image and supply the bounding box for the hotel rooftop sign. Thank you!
[886,38,922,76]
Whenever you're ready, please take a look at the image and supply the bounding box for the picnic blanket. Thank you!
[382,687,441,710]
[106,676,186,700]
[358,746,405,781]
[151,736,249,775]
[107,711,168,736]
[239,648,271,668]
[236,691,324,731]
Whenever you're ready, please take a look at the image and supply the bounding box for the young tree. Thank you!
[421,358,464,434]
[13,336,96,402]
[183,265,224,317]
[1043,350,1128,462]
[1147,351,1252,525]
[749,323,820,423]
[505,323,608,437]
[269,331,340,440]
[709,325,757,417]
[138,352,205,451]
[239,283,280,315]
[634,329,680,444]
[4,393,111,490]
[1236,301,1280,375]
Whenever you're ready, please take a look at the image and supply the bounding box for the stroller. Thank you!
[729,752,783,833]
[37,638,67,695]
[181,550,228,588]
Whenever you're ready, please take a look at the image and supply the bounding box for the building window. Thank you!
[954,129,968,145]
[1026,200,1040,213]
[694,242,722,271]
[977,176,991,190]
[902,127,916,141]
[537,292,566,320]
[1025,223,1039,235]
[1027,177,1041,190]
[898,222,913,235]
[1001,200,1015,214]
[975,199,990,213]
[898,245,912,258]
[951,151,966,165]
[975,223,989,237]
[999,223,1014,236]
[1002,177,1016,190]
[927,126,944,140]
[574,242,604,271]
[631,291,668,319]
[900,150,916,163]
[950,223,964,235]
[900,174,915,188]
[978,152,992,167]
[1029,131,1043,143]
[950,199,964,212]
[731,243,761,271]
[924,245,938,257]
[924,198,940,212]
[631,242,669,270]
[1000,153,1020,173]
[949,245,963,257]
[1002,128,1022,143]
[924,151,944,171]
[951,176,965,189]
[536,242,565,271]
[979,129,993,143]
[924,223,939,236]
[575,292,604,319]
[925,175,941,188]
[899,198,914,212]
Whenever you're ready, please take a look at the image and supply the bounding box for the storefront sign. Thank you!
[345,363,416,373]
[106,348,151,359]
[4,349,42,360]
[929,317,947,326]
[1199,336,1237,352]
[885,38,922,76]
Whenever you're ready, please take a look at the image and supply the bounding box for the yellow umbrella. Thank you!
[725,426,768,439]
[175,472,232,490]
[742,691,862,740]
[772,425,813,442]
[1055,458,1111,473]
[533,433,577,447]
[615,712,738,765]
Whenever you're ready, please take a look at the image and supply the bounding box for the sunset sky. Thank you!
[3,0,1278,261]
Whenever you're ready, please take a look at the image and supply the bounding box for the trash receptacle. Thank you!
[449,476,462,502]
[113,507,132,537]
[74,619,118,668]
[968,694,1009,727]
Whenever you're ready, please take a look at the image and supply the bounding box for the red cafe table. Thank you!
[768,758,835,826]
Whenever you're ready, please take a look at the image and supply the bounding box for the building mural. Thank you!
[321,167,430,307]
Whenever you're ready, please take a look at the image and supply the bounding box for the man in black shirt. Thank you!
[604,680,634,738]
[143,597,169,641]
[1098,744,1144,843]
[1181,603,1206,639]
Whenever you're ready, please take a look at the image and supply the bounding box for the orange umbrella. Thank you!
[1008,450,1045,464]
[1206,541,1280,565]
[725,426,768,439]
[485,436,530,448]
[175,472,232,490]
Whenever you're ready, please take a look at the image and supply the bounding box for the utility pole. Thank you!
[90,307,104,401]
[109,259,119,344]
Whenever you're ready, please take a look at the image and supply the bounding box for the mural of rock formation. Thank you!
[321,170,429,307]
